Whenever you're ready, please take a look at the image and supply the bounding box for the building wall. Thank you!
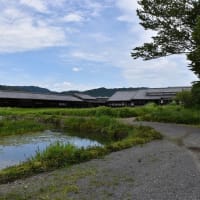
[108,98,172,107]
[0,98,85,108]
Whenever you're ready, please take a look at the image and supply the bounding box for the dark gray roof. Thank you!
[73,93,96,100]
[108,87,191,102]
[0,91,83,102]
[108,91,138,101]
[96,96,109,100]
[146,87,191,96]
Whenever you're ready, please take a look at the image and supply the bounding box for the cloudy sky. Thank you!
[0,0,198,91]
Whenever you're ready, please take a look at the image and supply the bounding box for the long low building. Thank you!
[0,86,192,108]
[72,93,108,106]
[108,87,191,107]
[0,91,85,107]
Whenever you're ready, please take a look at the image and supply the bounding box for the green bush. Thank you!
[192,81,200,106]
[176,90,193,107]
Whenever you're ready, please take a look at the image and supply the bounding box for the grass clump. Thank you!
[63,116,131,142]
[34,143,107,167]
[0,119,46,136]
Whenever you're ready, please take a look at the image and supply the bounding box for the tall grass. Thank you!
[138,104,200,124]
[63,116,131,142]
[0,106,138,118]
[0,119,46,136]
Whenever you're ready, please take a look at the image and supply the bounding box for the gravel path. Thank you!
[0,119,200,200]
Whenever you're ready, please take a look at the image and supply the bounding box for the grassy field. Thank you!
[0,106,138,118]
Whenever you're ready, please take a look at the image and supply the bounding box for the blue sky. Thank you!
[0,0,198,91]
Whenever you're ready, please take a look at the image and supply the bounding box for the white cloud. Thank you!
[85,0,103,16]
[0,0,110,53]
[0,4,67,53]
[44,81,96,92]
[117,15,134,22]
[116,0,138,23]
[116,0,138,11]
[108,49,197,87]
[63,13,83,23]
[69,44,197,87]
[0,73,96,92]
[115,0,154,45]
[71,51,107,62]
[72,67,82,72]
[19,0,47,12]
[89,33,112,43]
[0,8,25,22]
[0,21,67,53]
[47,0,66,7]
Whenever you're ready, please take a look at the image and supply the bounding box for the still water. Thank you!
[0,130,101,169]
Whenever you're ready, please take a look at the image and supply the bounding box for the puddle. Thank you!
[0,130,102,169]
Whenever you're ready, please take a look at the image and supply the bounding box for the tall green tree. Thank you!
[191,81,200,105]
[131,0,200,78]
[188,16,200,77]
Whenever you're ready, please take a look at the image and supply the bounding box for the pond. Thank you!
[0,130,102,170]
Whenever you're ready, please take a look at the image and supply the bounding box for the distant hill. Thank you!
[0,85,53,94]
[61,87,148,97]
[0,85,148,97]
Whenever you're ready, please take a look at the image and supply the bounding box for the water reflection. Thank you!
[0,130,101,169]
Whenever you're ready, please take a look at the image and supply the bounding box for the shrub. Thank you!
[192,81,200,107]
[176,90,193,107]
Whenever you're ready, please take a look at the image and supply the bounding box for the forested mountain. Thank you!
[62,87,147,97]
[0,85,52,94]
